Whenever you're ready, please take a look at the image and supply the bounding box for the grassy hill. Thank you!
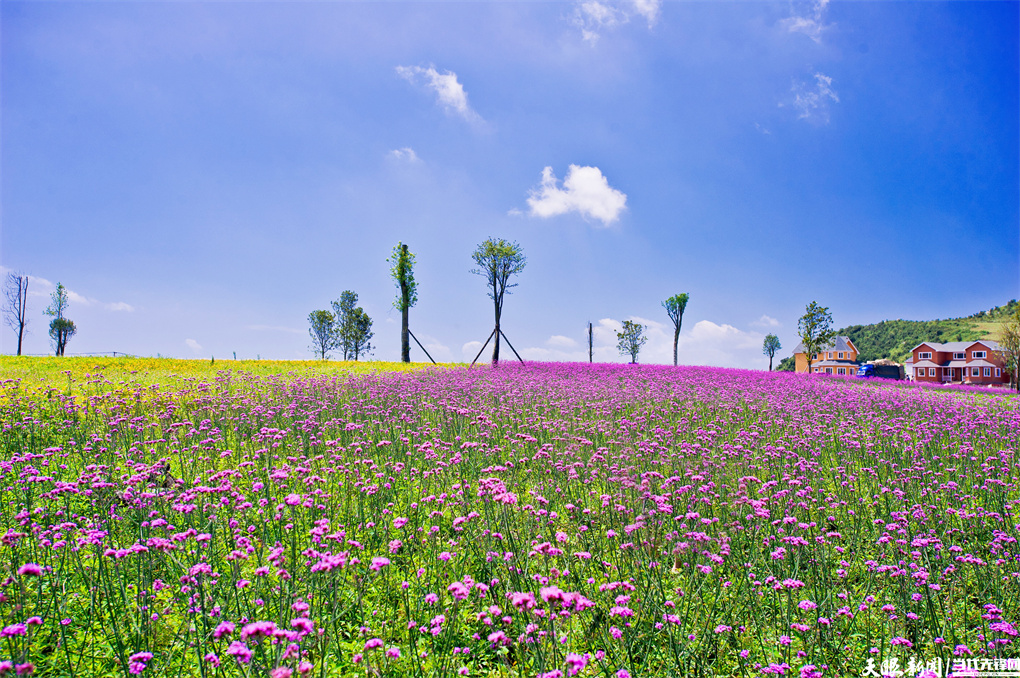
[777,299,1017,370]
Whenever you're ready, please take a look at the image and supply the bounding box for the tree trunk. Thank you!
[400,251,410,362]
[16,328,22,356]
[673,327,680,366]
[769,355,773,371]
[401,305,410,363]
[492,321,501,365]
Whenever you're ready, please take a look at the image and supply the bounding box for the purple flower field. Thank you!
[0,363,1017,677]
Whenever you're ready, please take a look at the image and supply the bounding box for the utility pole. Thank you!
[588,322,593,363]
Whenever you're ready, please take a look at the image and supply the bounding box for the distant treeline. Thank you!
[777,299,1017,370]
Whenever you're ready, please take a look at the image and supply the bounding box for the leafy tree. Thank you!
[616,320,647,363]
[662,293,689,366]
[388,242,418,363]
[996,305,1020,392]
[308,310,338,360]
[470,238,526,365]
[49,319,76,356]
[2,272,29,356]
[333,291,374,361]
[776,355,796,372]
[798,301,835,374]
[44,282,76,356]
[762,333,781,371]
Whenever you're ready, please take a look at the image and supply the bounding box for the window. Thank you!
[983,367,991,377]
[825,368,833,374]
[838,352,844,359]
[929,368,936,377]
[973,351,987,359]
[954,352,965,360]
[837,368,845,375]
[996,368,1002,377]
[972,367,980,377]
[919,352,932,360]
[827,352,833,360]
[813,353,818,360]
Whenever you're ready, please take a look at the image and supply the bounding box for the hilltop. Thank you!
[777,299,1017,370]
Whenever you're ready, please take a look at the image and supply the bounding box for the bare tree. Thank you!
[470,238,526,365]
[2,272,29,355]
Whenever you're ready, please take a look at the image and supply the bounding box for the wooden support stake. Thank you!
[588,322,593,363]
[407,329,437,364]
[470,328,497,367]
[499,329,525,364]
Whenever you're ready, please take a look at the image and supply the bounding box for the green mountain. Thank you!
[776,300,1016,370]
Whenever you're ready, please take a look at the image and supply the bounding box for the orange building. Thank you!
[793,336,860,375]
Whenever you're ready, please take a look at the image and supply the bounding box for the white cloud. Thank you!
[246,325,303,334]
[462,340,484,359]
[574,1,624,42]
[389,147,421,163]
[751,315,780,328]
[788,73,839,124]
[396,65,482,124]
[779,0,831,43]
[414,334,452,362]
[185,338,203,353]
[66,290,93,306]
[12,273,127,311]
[547,335,578,348]
[629,0,661,26]
[519,316,771,369]
[572,0,660,42]
[526,165,627,226]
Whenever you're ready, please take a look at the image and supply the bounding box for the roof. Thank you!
[810,359,860,368]
[913,360,940,369]
[910,339,1001,353]
[793,336,858,355]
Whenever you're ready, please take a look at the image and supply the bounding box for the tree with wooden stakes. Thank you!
[470,238,526,366]
[388,242,435,364]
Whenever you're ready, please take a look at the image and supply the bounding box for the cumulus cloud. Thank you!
[547,335,578,348]
[396,65,482,123]
[572,0,660,42]
[751,315,780,328]
[779,0,831,43]
[462,341,484,359]
[788,73,839,124]
[519,316,771,369]
[526,165,627,226]
[105,302,134,312]
[389,147,421,163]
[185,338,203,353]
[415,333,452,362]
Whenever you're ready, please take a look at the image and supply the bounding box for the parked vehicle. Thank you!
[856,363,903,380]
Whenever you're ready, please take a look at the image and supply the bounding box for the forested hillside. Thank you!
[776,300,1016,369]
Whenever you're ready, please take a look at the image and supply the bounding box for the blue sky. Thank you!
[2,0,1017,367]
